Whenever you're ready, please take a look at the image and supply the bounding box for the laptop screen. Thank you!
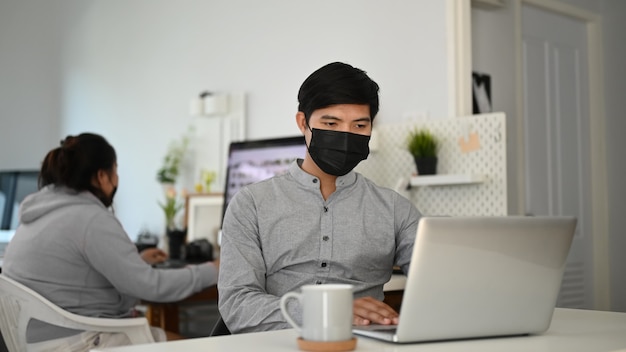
[221,136,306,225]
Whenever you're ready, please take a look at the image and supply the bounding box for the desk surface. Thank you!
[141,274,407,334]
[93,308,626,352]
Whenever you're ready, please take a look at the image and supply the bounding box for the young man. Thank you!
[218,62,421,333]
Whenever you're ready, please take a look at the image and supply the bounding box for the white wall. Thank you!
[471,0,626,312]
[470,2,518,215]
[0,1,64,169]
[0,0,455,238]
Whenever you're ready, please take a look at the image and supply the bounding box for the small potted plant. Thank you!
[154,129,193,259]
[194,169,217,193]
[407,128,439,175]
[156,131,191,185]
[158,186,187,259]
[159,186,184,231]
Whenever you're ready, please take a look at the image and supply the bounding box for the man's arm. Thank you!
[217,189,292,333]
[352,192,421,326]
[394,193,421,274]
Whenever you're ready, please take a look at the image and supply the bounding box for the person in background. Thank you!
[2,133,218,350]
[218,62,422,333]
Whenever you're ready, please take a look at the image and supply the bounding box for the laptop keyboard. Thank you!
[357,325,398,333]
[153,259,188,269]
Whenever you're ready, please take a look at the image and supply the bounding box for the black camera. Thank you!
[185,239,213,263]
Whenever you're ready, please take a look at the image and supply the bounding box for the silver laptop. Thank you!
[353,216,576,343]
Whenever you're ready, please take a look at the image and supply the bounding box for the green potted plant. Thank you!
[158,186,187,259]
[155,130,192,259]
[156,133,190,184]
[407,128,439,175]
[158,186,184,231]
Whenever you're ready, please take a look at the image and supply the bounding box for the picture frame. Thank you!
[185,193,224,256]
[472,71,492,114]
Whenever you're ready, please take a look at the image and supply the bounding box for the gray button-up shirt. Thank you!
[218,160,421,333]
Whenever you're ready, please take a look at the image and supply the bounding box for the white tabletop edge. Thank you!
[90,308,626,352]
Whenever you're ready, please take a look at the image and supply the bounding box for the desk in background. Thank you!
[92,308,626,352]
[142,275,407,334]
[143,286,218,334]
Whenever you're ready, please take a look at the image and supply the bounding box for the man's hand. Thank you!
[140,248,168,265]
[353,296,399,326]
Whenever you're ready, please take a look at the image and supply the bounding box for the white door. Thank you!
[522,4,593,309]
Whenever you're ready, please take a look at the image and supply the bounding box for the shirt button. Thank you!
[322,236,329,241]
[316,281,322,285]
[321,262,327,268]
[312,179,318,183]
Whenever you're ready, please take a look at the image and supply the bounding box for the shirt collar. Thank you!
[289,159,357,190]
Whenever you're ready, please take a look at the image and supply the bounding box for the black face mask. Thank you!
[95,185,117,208]
[106,186,118,208]
[307,128,370,176]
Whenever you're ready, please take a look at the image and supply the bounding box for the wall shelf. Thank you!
[410,174,485,187]
[355,113,506,215]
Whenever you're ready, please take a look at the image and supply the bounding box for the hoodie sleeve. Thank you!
[82,211,217,302]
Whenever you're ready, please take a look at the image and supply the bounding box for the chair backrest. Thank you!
[0,274,154,351]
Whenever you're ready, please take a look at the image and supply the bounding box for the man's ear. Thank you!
[296,112,307,134]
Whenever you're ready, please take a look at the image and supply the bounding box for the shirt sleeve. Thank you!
[82,212,218,303]
[218,188,293,333]
[394,193,422,274]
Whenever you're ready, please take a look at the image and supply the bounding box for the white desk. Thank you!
[92,308,626,352]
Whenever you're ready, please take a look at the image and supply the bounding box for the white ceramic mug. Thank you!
[280,284,354,342]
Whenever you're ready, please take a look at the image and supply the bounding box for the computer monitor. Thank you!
[0,170,39,231]
[221,136,306,224]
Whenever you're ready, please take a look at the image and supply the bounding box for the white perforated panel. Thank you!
[355,113,507,216]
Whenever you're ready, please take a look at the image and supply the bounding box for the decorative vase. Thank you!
[414,156,438,175]
[166,228,187,260]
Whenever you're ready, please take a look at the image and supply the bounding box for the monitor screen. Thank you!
[0,170,39,231]
[222,136,306,224]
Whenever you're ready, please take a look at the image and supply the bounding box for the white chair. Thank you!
[0,274,154,352]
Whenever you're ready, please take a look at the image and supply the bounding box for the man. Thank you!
[218,62,421,333]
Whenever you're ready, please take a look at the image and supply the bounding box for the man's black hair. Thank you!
[297,62,380,124]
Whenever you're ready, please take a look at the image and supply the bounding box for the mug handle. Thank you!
[279,291,301,333]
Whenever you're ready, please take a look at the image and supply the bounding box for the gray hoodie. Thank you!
[3,185,217,341]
